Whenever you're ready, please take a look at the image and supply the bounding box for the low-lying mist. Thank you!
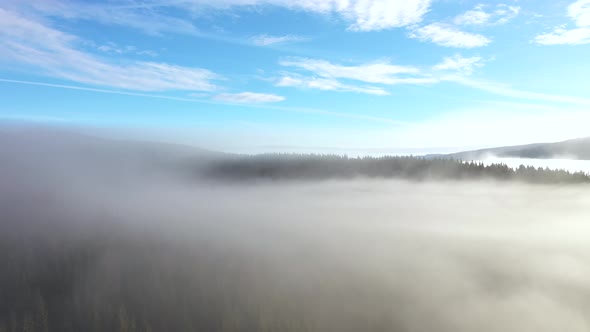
[2,127,590,332]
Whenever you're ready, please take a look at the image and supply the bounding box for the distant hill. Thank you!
[432,137,590,161]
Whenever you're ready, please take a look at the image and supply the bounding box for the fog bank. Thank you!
[1,128,590,331]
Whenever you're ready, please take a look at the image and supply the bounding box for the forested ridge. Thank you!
[204,154,590,184]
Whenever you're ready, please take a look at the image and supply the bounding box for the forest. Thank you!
[203,154,590,184]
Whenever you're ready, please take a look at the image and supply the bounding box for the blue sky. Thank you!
[1,0,590,153]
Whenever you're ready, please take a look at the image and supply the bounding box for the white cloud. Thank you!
[276,57,437,95]
[97,42,158,57]
[494,4,521,24]
[279,58,420,84]
[454,6,491,25]
[17,0,432,33]
[275,57,444,95]
[276,76,305,87]
[250,34,307,46]
[410,23,491,48]
[333,0,432,31]
[0,8,219,92]
[534,0,590,45]
[454,4,520,26]
[414,4,516,48]
[213,92,286,103]
[276,76,391,95]
[137,50,159,57]
[569,0,590,26]
[179,0,433,31]
[0,78,401,124]
[21,0,199,36]
[535,27,590,45]
[433,55,483,74]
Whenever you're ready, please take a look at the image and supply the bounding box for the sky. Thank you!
[1,0,590,154]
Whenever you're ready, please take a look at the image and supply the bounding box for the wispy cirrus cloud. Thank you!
[433,55,484,74]
[534,0,590,45]
[454,6,491,26]
[409,5,513,49]
[0,8,219,92]
[11,0,432,34]
[454,4,520,26]
[96,42,158,57]
[286,52,590,107]
[276,76,391,96]
[409,23,491,48]
[275,57,440,95]
[0,78,405,125]
[213,92,286,104]
[279,58,421,85]
[250,34,307,46]
[143,0,433,32]
[16,0,200,36]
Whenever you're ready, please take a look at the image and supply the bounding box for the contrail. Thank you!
[0,78,212,103]
[0,78,405,125]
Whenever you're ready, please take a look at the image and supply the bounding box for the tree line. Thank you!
[203,154,590,184]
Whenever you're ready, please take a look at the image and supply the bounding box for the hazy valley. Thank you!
[2,127,590,331]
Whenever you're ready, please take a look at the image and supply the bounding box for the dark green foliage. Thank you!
[205,154,590,184]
